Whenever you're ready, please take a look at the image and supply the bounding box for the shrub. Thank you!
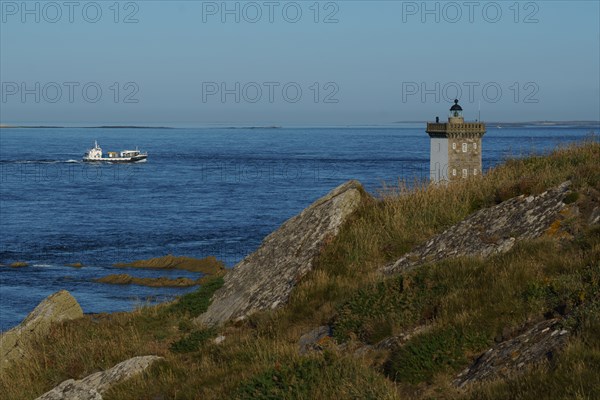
[170,328,216,353]
[383,326,487,384]
[168,276,224,317]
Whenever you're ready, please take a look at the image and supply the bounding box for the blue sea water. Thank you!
[0,125,597,330]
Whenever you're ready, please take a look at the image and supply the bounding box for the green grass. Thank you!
[463,307,600,400]
[333,270,449,344]
[235,357,325,399]
[170,328,217,353]
[333,225,600,387]
[167,276,224,317]
[384,326,487,384]
[234,354,399,400]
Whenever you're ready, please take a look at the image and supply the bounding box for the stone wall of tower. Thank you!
[447,136,482,180]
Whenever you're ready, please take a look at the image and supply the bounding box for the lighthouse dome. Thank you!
[448,99,464,123]
[450,99,463,111]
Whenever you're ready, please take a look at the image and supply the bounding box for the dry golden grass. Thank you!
[95,274,200,287]
[8,262,28,268]
[114,254,226,274]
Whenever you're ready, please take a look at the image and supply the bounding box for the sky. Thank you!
[0,0,599,126]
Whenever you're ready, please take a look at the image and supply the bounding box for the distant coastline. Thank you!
[0,125,174,129]
[1,121,598,130]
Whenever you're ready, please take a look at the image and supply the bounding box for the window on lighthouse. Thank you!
[452,143,457,150]
[462,143,467,152]
[462,169,468,178]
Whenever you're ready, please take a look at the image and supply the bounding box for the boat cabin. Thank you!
[120,150,141,157]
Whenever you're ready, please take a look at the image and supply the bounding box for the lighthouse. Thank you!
[426,99,486,183]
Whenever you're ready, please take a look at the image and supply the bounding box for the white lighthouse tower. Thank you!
[426,100,486,183]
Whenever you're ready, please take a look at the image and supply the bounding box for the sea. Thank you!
[1,124,598,331]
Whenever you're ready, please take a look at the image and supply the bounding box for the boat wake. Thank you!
[0,159,84,165]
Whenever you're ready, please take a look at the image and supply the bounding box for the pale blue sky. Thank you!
[1,0,599,125]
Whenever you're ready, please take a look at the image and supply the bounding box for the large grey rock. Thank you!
[35,355,163,400]
[1,290,83,368]
[454,319,569,387]
[196,180,364,327]
[383,181,571,274]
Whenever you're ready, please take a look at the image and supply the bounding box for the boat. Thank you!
[83,141,147,163]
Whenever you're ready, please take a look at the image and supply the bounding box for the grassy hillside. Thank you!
[2,140,599,399]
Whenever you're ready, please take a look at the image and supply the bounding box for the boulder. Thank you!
[9,261,28,268]
[214,335,226,345]
[114,254,225,274]
[454,319,569,387]
[1,290,83,368]
[299,326,332,354]
[196,180,364,327]
[35,355,163,400]
[589,206,600,226]
[384,181,572,274]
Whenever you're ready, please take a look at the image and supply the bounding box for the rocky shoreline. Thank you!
[2,142,599,399]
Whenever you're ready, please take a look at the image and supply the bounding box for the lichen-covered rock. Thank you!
[383,181,572,274]
[1,290,83,368]
[36,381,103,400]
[454,319,569,387]
[589,206,600,226]
[114,254,225,274]
[374,325,430,350]
[299,326,332,354]
[214,335,226,345]
[35,355,162,400]
[196,180,364,327]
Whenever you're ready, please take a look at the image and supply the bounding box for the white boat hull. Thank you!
[83,154,147,163]
[82,141,147,163]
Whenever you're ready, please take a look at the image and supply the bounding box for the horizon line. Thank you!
[1,120,600,130]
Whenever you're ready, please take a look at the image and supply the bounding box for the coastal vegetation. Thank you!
[95,255,226,288]
[8,262,28,268]
[113,254,225,274]
[1,141,599,399]
[95,274,200,288]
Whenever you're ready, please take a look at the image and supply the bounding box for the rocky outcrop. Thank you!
[35,355,163,400]
[1,290,83,368]
[589,206,600,226]
[9,261,28,268]
[299,326,332,354]
[383,181,572,274]
[114,254,225,274]
[196,180,365,327]
[454,319,569,387]
[95,274,199,287]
